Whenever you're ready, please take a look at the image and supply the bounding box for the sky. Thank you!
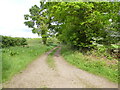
[0,0,119,38]
[0,0,40,38]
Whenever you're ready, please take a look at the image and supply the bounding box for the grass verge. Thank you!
[2,45,53,83]
[61,46,118,83]
[46,47,58,69]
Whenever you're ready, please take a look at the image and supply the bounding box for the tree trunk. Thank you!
[42,37,47,45]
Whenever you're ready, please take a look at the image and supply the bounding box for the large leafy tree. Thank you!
[24,2,51,44]
[24,2,119,48]
[46,2,119,48]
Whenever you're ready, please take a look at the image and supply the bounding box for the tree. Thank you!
[24,2,50,44]
[46,2,119,48]
[24,2,120,48]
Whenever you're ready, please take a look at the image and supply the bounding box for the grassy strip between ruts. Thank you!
[61,46,118,83]
[46,47,59,69]
[2,45,54,83]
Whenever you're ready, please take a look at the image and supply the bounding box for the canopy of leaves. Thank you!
[24,2,120,48]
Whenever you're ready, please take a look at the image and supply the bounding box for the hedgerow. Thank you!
[0,35,27,48]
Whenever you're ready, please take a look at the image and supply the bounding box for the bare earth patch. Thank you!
[3,47,118,88]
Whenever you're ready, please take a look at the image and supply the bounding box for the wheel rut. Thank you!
[3,47,118,88]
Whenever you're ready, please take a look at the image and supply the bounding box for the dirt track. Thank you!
[3,47,118,88]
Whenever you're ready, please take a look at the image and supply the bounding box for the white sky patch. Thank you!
[109,19,112,22]
[0,0,40,38]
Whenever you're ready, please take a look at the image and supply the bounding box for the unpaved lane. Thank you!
[3,47,118,88]
[3,48,57,88]
[54,48,118,88]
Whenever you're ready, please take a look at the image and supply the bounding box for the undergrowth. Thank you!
[61,46,118,83]
[2,45,53,83]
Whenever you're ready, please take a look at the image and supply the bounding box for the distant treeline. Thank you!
[0,35,27,48]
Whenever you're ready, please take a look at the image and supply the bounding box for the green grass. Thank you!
[26,38,42,46]
[2,44,53,83]
[40,85,48,88]
[61,46,118,83]
[49,48,58,56]
[46,48,58,69]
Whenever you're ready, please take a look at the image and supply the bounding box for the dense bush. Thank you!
[46,37,60,47]
[0,35,27,48]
